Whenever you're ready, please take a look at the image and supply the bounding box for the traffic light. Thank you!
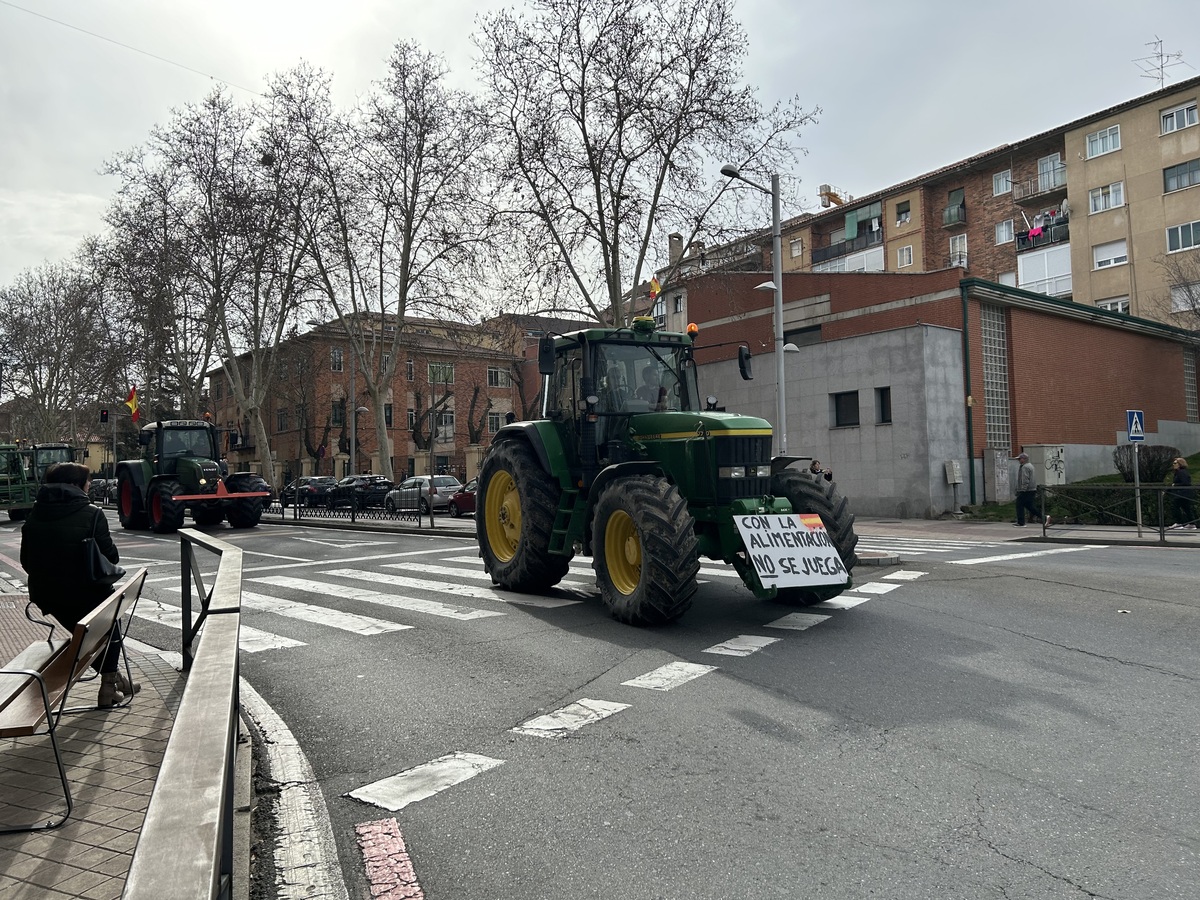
[100,409,109,424]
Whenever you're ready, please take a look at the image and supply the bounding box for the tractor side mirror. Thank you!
[737,345,753,381]
[538,335,555,376]
[138,430,151,447]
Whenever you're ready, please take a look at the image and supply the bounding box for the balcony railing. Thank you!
[942,204,966,228]
[1016,218,1070,252]
[1013,164,1068,203]
[811,229,882,264]
[946,251,968,269]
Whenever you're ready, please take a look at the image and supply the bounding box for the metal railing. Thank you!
[1040,484,1198,541]
[1013,164,1068,202]
[124,529,242,900]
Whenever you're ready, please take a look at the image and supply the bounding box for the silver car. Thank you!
[385,475,463,514]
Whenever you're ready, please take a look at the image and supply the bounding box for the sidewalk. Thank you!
[0,597,185,899]
[853,514,1200,548]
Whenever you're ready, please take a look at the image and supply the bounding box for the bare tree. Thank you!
[476,0,816,326]
[1155,249,1200,347]
[282,47,499,481]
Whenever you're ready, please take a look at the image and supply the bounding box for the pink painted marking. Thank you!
[355,817,425,900]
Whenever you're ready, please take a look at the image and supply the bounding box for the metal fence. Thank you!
[1040,483,1198,541]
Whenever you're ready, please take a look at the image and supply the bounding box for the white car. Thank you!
[385,475,463,514]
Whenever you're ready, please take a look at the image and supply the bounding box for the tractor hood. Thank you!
[626,410,772,443]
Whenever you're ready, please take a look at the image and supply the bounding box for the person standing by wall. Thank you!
[1014,451,1047,527]
[1167,457,1195,529]
[20,462,138,707]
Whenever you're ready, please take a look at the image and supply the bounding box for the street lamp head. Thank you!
[783,342,801,353]
[754,280,776,293]
[720,164,741,179]
[355,406,369,414]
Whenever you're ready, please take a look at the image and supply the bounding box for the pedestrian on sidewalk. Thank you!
[19,462,139,707]
[1167,457,1195,529]
[1013,452,1047,527]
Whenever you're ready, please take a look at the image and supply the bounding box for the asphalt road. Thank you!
[66,514,1200,900]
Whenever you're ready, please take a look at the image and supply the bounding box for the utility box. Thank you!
[1025,445,1066,486]
[944,460,963,484]
[983,447,1012,503]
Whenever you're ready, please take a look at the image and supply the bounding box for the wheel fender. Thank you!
[491,422,565,487]
[583,461,663,555]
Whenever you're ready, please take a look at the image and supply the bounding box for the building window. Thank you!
[897,245,913,268]
[331,348,343,372]
[407,408,415,429]
[995,219,1014,244]
[1185,350,1198,424]
[1093,239,1128,269]
[993,170,1012,195]
[949,233,967,268]
[1172,282,1200,313]
[1097,295,1130,314]
[1167,220,1200,253]
[980,304,1011,451]
[789,238,803,258]
[1037,153,1064,192]
[1088,181,1124,213]
[1162,101,1198,134]
[895,200,911,226]
[406,358,414,380]
[652,297,665,326]
[332,401,345,427]
[832,391,859,428]
[213,379,222,400]
[436,410,455,438]
[382,353,391,370]
[488,411,502,433]
[384,403,393,427]
[487,367,512,388]
[1164,158,1200,193]
[428,362,455,385]
[673,294,683,314]
[276,408,288,432]
[875,387,892,425]
[784,325,821,347]
[1086,124,1120,158]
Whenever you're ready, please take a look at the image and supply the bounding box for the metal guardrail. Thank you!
[124,528,242,900]
[268,493,428,525]
[1040,483,1198,542]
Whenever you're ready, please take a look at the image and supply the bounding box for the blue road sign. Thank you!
[1126,409,1145,442]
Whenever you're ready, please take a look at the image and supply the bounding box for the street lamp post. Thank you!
[721,165,787,456]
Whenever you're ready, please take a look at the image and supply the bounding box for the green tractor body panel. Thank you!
[0,442,78,520]
[477,316,860,623]
[114,420,270,533]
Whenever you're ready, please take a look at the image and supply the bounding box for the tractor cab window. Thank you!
[595,344,694,413]
[547,347,583,420]
[163,429,213,458]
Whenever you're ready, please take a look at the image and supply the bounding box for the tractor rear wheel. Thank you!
[117,471,148,530]
[149,480,185,534]
[225,475,264,528]
[477,440,570,591]
[769,469,859,606]
[593,476,699,625]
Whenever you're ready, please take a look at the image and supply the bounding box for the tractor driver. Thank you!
[636,366,667,410]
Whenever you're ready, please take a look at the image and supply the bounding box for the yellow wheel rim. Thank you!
[483,470,521,563]
[604,509,641,595]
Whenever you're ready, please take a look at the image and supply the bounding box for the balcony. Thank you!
[942,204,966,228]
[811,229,882,264]
[1012,164,1068,205]
[1016,216,1070,252]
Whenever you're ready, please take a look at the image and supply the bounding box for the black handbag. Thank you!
[84,511,126,587]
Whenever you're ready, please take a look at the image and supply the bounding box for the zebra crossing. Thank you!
[855,534,1006,558]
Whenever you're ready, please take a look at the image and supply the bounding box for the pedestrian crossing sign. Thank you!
[1126,409,1145,442]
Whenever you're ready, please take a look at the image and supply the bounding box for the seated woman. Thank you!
[20,462,138,707]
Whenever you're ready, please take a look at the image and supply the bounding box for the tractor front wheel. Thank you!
[116,471,148,530]
[593,476,699,625]
[225,475,265,528]
[477,440,570,592]
[769,469,859,606]
[149,480,185,534]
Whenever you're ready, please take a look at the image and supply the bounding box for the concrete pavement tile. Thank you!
[105,830,139,854]
[0,849,44,879]
[92,851,134,877]
[79,877,124,900]
[52,867,114,897]
[20,859,86,889]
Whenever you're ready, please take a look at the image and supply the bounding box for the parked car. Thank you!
[280,475,338,508]
[88,477,111,502]
[327,475,393,510]
[448,478,477,518]
[385,475,462,515]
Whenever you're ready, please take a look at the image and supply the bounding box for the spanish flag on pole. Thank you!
[649,276,661,300]
[124,386,140,423]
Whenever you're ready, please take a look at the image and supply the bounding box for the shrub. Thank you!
[1113,444,1180,483]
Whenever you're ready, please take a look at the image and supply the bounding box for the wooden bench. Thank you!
[0,568,148,834]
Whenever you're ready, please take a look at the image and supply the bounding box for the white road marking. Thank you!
[292,537,393,549]
[850,582,901,595]
[512,698,630,738]
[950,545,1109,565]
[133,599,304,651]
[444,555,743,581]
[163,584,414,635]
[334,568,582,609]
[347,752,504,812]
[702,635,780,657]
[253,574,504,620]
[813,595,870,610]
[389,561,594,590]
[241,680,350,900]
[765,612,831,630]
[622,661,717,690]
[882,570,927,580]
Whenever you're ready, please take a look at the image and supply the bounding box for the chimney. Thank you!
[668,233,684,264]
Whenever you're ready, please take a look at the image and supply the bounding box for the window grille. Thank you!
[980,304,1011,449]
[1186,350,1198,424]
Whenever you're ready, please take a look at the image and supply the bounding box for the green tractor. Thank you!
[0,442,78,520]
[115,420,270,534]
[476,316,859,625]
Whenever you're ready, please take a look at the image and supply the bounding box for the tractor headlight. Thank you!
[719,465,771,479]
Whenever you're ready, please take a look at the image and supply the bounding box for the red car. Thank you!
[448,478,477,517]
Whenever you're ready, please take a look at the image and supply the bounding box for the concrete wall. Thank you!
[701,323,968,518]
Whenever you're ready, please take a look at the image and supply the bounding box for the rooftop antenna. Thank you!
[1133,36,1193,88]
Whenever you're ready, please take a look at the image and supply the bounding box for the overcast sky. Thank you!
[1,0,1197,285]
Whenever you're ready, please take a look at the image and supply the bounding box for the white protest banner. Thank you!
[733,513,849,588]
